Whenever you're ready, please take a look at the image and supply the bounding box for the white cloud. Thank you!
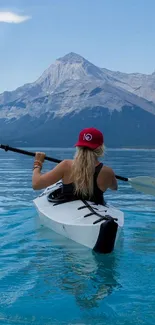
[0,11,31,23]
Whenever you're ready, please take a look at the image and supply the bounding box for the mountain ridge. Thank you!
[0,52,155,147]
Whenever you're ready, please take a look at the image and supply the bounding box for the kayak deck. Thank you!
[34,193,124,227]
[33,183,124,253]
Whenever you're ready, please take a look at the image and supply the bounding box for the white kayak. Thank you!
[33,182,124,254]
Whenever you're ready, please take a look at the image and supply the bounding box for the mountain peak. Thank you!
[57,52,85,64]
[35,52,106,91]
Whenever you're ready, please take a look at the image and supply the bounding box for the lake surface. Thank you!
[0,148,155,325]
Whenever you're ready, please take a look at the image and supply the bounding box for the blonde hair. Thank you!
[72,145,104,198]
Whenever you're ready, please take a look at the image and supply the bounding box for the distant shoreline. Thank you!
[11,145,155,150]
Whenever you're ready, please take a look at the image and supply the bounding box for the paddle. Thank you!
[0,144,155,196]
[0,144,61,164]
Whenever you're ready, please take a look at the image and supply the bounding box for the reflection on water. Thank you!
[35,223,122,310]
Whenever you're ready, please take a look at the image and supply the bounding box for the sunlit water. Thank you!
[0,148,155,325]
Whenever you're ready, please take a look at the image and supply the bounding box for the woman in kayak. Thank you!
[32,127,117,204]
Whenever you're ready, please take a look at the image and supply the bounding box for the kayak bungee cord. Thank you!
[81,199,118,223]
[0,144,155,196]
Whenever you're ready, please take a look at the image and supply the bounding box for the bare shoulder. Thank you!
[60,159,73,170]
[101,165,115,176]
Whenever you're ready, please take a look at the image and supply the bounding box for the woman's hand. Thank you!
[33,152,46,171]
[35,152,46,163]
[32,152,46,189]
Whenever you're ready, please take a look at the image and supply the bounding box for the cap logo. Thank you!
[83,133,92,141]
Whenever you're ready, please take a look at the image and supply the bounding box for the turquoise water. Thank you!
[0,148,155,325]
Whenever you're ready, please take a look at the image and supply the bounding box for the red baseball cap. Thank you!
[75,127,104,149]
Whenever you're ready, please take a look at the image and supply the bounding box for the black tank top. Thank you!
[62,163,104,205]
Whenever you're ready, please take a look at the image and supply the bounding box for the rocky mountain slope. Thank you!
[0,52,155,147]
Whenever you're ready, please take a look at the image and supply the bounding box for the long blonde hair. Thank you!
[72,145,104,198]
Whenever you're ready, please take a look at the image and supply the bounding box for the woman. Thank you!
[32,127,117,205]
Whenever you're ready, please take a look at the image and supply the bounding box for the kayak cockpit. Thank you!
[33,182,124,254]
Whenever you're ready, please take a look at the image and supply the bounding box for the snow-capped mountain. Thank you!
[0,52,155,147]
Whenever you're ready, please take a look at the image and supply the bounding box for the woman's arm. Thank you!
[109,170,118,190]
[32,152,67,190]
[101,166,118,191]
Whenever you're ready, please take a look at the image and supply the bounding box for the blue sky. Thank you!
[0,0,155,92]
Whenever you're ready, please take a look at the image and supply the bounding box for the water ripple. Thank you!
[0,149,154,324]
